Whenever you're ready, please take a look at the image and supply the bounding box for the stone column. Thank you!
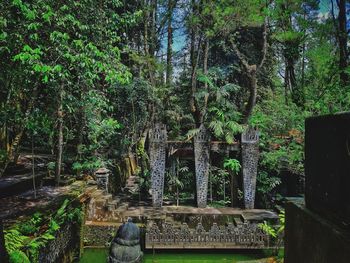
[241,127,259,209]
[149,123,167,208]
[194,125,210,208]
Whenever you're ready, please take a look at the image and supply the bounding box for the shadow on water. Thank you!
[79,248,264,263]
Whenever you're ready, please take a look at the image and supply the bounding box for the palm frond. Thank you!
[209,120,224,137]
[186,128,200,140]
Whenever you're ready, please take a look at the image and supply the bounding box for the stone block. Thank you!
[305,112,350,226]
[285,200,350,263]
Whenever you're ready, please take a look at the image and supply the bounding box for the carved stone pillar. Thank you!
[241,127,259,209]
[194,125,210,208]
[149,123,167,207]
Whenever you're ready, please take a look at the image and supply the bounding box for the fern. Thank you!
[9,250,30,263]
[4,229,29,254]
[259,221,277,238]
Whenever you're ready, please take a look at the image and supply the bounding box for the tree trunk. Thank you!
[189,0,203,127]
[200,38,210,124]
[166,0,175,86]
[0,85,38,177]
[286,56,304,107]
[223,175,226,204]
[143,0,156,86]
[55,86,64,186]
[230,173,238,207]
[242,65,257,124]
[176,186,179,206]
[231,19,267,124]
[150,0,158,56]
[338,0,348,85]
[32,135,37,198]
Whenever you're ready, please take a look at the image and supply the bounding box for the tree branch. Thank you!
[258,18,268,70]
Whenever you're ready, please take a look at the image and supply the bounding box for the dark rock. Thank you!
[285,200,350,263]
[108,219,143,263]
[305,112,350,227]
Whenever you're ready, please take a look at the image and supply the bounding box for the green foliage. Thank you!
[223,159,241,174]
[18,213,42,235]
[0,0,136,176]
[9,250,30,263]
[196,68,243,142]
[250,92,306,174]
[257,171,281,196]
[4,229,29,254]
[259,210,285,239]
[209,166,231,205]
[4,199,83,262]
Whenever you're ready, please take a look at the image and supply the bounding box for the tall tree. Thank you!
[334,0,348,84]
[166,0,177,85]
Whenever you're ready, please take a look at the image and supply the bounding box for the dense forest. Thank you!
[1,0,349,208]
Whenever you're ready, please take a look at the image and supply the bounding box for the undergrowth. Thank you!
[5,199,83,263]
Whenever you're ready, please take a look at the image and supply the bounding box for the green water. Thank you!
[80,248,263,263]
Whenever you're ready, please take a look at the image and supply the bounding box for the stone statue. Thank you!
[108,218,143,263]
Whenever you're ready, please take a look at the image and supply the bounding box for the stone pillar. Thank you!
[149,123,167,208]
[95,168,110,193]
[241,127,259,209]
[194,125,210,208]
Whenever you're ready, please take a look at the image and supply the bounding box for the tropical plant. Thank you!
[259,210,285,257]
[224,158,241,207]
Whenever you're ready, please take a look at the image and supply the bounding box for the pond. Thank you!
[79,248,264,263]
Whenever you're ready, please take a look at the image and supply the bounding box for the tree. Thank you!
[331,0,348,85]
[199,0,269,124]
[224,158,241,207]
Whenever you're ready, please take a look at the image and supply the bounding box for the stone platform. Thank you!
[84,173,278,249]
[84,204,278,249]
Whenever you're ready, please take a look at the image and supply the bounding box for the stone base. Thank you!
[285,200,350,263]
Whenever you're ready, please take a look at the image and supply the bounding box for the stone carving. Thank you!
[146,221,268,248]
[194,125,210,208]
[149,123,167,207]
[95,167,110,193]
[241,127,259,209]
[108,219,143,263]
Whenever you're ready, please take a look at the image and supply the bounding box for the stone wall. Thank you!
[285,200,350,263]
[83,224,118,247]
[38,221,81,263]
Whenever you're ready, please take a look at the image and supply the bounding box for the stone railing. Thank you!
[145,222,269,249]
